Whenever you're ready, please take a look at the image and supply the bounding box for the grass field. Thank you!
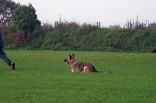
[0,51,156,103]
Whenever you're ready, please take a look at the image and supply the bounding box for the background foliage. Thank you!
[1,21,156,52]
[0,0,156,52]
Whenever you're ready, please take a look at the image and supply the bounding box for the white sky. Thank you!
[12,0,156,27]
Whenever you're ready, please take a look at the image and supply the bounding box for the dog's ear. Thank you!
[69,54,72,59]
[72,53,74,57]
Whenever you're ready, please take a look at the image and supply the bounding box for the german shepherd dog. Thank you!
[64,54,97,73]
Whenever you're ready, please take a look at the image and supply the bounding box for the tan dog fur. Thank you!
[64,54,97,73]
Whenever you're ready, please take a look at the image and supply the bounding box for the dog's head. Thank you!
[64,54,75,64]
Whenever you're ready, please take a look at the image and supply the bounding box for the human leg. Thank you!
[0,47,15,69]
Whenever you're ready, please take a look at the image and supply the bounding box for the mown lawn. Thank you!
[0,51,156,103]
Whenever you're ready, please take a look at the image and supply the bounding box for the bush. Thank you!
[2,23,156,52]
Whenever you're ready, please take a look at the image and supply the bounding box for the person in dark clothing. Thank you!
[0,29,15,70]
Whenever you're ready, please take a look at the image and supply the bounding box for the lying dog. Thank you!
[64,54,98,73]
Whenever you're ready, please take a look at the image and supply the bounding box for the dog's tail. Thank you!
[93,67,98,72]
[94,69,98,72]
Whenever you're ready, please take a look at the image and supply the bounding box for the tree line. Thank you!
[0,0,156,52]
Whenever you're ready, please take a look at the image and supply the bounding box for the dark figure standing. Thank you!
[0,29,15,70]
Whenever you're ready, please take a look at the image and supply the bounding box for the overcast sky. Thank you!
[12,0,156,27]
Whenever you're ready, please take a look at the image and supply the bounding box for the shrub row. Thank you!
[2,25,156,52]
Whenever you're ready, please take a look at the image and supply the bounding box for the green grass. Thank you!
[0,51,156,103]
